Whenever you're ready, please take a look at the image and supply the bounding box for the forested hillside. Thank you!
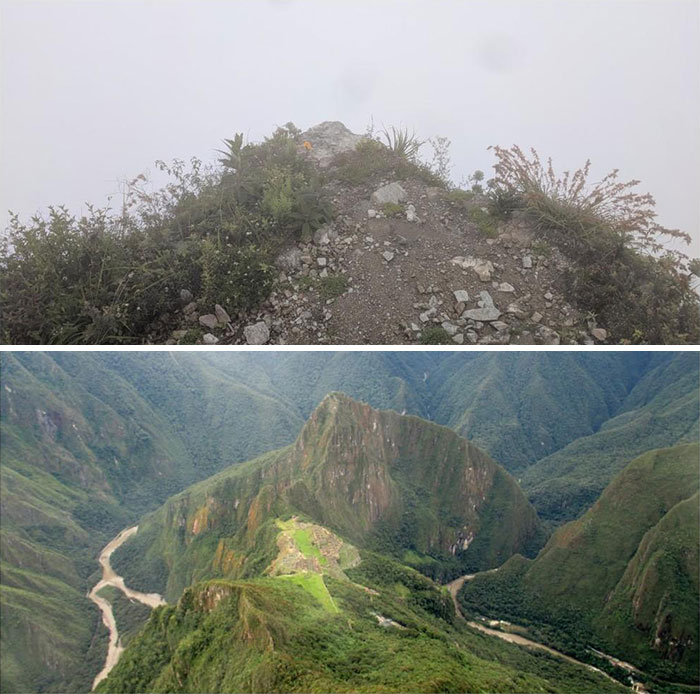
[1,351,696,693]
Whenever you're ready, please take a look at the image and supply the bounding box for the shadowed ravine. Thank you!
[87,527,166,690]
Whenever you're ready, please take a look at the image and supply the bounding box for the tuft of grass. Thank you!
[468,207,499,238]
[488,145,700,343]
[317,274,348,300]
[381,202,404,218]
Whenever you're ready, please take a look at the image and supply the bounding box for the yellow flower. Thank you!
[303,141,312,151]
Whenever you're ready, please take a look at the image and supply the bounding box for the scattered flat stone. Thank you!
[244,321,270,345]
[317,257,327,267]
[180,288,193,303]
[214,304,230,325]
[406,203,419,222]
[496,282,515,293]
[371,182,407,206]
[451,256,495,281]
[453,289,469,303]
[199,314,218,330]
[492,321,509,332]
[202,333,219,345]
[419,308,437,323]
[591,327,608,341]
[452,333,464,344]
[382,251,395,262]
[367,208,377,218]
[522,255,533,269]
[462,307,501,322]
[478,291,496,308]
[531,311,543,323]
[183,301,197,315]
[544,291,554,301]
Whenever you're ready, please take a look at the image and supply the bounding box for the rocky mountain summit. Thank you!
[168,122,611,346]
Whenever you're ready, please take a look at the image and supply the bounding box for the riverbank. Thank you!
[87,526,166,690]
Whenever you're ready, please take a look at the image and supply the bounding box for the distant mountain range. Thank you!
[0,351,697,693]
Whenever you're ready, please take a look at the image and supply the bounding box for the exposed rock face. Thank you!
[136,394,543,600]
[299,121,363,167]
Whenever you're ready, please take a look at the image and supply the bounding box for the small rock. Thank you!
[183,301,197,315]
[530,311,543,323]
[452,333,464,344]
[371,182,407,206]
[382,251,395,262]
[496,282,515,293]
[591,327,608,341]
[275,247,303,271]
[180,289,193,303]
[419,308,437,323]
[492,321,509,332]
[441,321,458,336]
[478,291,496,308]
[453,290,469,303]
[522,255,533,269]
[313,224,337,245]
[462,307,501,322]
[202,333,219,345]
[243,321,270,345]
[199,314,218,330]
[537,326,561,345]
[214,304,230,325]
[406,203,419,222]
[544,291,554,301]
[367,208,377,218]
[317,257,327,267]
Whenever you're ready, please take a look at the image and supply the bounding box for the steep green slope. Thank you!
[428,352,650,472]
[522,353,699,522]
[0,352,197,694]
[459,443,700,684]
[98,551,626,693]
[113,394,544,603]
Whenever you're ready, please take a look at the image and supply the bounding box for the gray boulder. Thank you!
[199,314,218,330]
[244,321,270,345]
[371,182,407,206]
[299,121,363,167]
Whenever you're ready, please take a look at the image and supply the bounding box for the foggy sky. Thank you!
[1,0,698,255]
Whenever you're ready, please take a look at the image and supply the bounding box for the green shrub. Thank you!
[0,123,334,344]
[419,326,453,344]
[200,240,275,314]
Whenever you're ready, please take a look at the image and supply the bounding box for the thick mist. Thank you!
[1,0,698,255]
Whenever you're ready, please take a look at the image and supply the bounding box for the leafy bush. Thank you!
[488,145,700,343]
[0,123,333,344]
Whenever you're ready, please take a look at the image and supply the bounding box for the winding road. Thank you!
[446,573,637,690]
[87,526,166,690]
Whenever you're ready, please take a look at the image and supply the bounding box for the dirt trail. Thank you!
[88,526,166,690]
[446,572,624,687]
